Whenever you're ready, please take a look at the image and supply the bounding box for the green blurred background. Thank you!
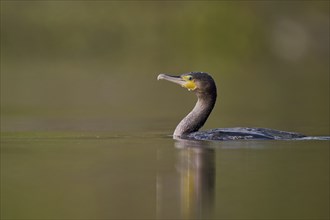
[1,1,329,134]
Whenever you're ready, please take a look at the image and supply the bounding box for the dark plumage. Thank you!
[158,72,328,141]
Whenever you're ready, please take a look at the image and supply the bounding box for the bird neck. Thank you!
[174,92,216,137]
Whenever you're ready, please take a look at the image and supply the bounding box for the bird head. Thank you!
[157,72,217,96]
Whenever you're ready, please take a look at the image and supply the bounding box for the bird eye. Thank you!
[188,76,193,80]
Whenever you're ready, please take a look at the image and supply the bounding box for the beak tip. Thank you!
[157,74,166,81]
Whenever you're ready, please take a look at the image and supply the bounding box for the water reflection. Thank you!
[157,140,215,219]
[176,140,216,219]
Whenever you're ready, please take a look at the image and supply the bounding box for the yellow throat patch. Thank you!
[182,75,197,91]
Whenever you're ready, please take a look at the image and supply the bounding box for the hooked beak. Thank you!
[157,73,197,91]
[157,74,186,87]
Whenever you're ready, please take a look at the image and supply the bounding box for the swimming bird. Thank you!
[157,72,309,141]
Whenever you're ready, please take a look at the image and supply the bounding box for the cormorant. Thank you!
[157,72,318,141]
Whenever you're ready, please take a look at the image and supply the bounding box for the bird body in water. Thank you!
[157,72,328,141]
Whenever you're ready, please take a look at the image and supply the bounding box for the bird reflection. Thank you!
[156,139,215,219]
[175,139,215,219]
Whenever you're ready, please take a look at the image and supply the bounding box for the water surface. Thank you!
[1,131,329,219]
